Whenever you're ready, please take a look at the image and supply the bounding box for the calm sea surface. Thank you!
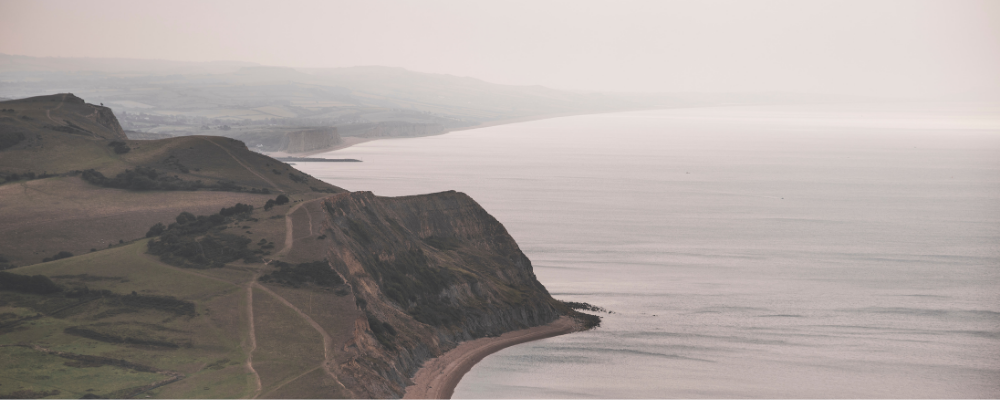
[298,103,1000,398]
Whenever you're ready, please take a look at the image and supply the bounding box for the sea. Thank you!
[296,103,1000,398]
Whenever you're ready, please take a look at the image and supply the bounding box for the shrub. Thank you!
[366,312,397,350]
[274,194,290,205]
[42,251,73,262]
[145,205,259,269]
[0,131,25,150]
[175,211,196,224]
[81,167,205,191]
[0,271,62,294]
[108,141,130,154]
[258,260,344,288]
[145,223,166,238]
[219,203,253,216]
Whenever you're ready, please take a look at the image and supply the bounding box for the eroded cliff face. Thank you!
[355,121,446,138]
[282,127,342,152]
[92,104,127,140]
[319,191,566,398]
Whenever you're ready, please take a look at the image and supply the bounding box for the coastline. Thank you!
[264,136,377,158]
[264,110,633,158]
[403,316,580,399]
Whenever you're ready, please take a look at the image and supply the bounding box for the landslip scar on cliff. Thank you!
[0,93,600,399]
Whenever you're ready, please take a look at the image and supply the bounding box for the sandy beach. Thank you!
[403,316,580,399]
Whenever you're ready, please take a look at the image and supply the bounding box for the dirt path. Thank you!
[245,272,263,398]
[138,250,263,397]
[253,283,353,398]
[403,316,579,399]
[253,195,352,397]
[276,198,323,257]
[303,204,314,235]
[45,93,66,125]
[198,136,283,193]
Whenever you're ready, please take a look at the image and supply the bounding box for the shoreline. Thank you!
[403,316,580,399]
[264,110,645,158]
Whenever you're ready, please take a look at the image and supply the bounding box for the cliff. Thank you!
[319,191,568,397]
[0,93,127,141]
[282,127,342,153]
[340,121,446,139]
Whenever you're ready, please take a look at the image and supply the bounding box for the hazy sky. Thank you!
[2,0,998,98]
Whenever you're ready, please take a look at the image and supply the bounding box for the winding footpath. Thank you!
[249,196,352,398]
[245,270,262,397]
[44,93,66,125]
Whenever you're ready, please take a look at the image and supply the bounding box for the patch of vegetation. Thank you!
[162,155,188,173]
[367,248,463,327]
[148,232,254,269]
[0,345,167,400]
[81,167,205,191]
[64,323,186,349]
[46,122,91,135]
[219,203,253,217]
[2,272,195,320]
[0,131,25,150]
[310,186,337,193]
[204,358,231,370]
[64,287,196,317]
[0,271,62,294]
[80,167,271,193]
[258,260,344,289]
[422,235,461,251]
[0,254,16,271]
[2,171,56,183]
[108,141,130,154]
[365,312,397,350]
[288,172,308,183]
[0,389,60,399]
[262,194,289,211]
[42,251,73,262]
[146,206,258,269]
[145,223,166,238]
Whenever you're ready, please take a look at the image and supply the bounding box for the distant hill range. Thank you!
[0,93,598,398]
[1,54,687,154]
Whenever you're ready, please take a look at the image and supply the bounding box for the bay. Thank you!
[297,103,1000,398]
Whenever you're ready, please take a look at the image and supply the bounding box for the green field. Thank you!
[0,240,256,399]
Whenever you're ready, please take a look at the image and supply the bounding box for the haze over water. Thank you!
[299,103,1000,398]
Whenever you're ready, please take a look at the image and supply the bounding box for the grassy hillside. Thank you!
[0,93,344,266]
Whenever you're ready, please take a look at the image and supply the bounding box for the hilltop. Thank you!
[0,94,596,398]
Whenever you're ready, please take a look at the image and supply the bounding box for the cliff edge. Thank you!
[319,191,573,397]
